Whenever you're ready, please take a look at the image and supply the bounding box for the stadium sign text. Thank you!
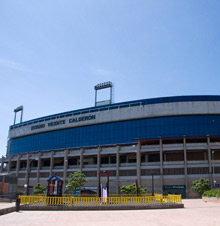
[31,115,96,131]
[69,115,96,123]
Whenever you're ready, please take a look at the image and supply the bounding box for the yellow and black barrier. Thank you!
[19,194,182,206]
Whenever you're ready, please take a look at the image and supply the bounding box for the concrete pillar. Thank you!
[116,145,120,194]
[97,146,101,194]
[145,154,148,162]
[63,149,68,192]
[204,151,207,160]
[50,151,54,177]
[16,155,21,176]
[0,156,5,173]
[25,154,30,195]
[207,135,213,187]
[159,138,163,193]
[183,136,188,197]
[136,140,141,186]
[37,153,42,183]
[80,148,84,172]
[7,156,11,173]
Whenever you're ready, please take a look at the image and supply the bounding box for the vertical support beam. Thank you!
[95,90,97,106]
[80,148,84,172]
[183,136,188,197]
[145,154,148,162]
[37,153,42,183]
[116,145,120,194]
[0,156,5,173]
[110,86,113,104]
[6,140,11,157]
[14,112,17,125]
[7,156,11,173]
[25,154,30,195]
[136,140,141,186]
[207,135,212,187]
[16,155,21,176]
[50,151,54,177]
[159,138,163,194]
[63,149,68,192]
[20,108,23,123]
[97,146,101,196]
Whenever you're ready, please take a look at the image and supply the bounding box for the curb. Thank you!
[0,206,16,216]
[202,197,220,203]
[20,203,184,211]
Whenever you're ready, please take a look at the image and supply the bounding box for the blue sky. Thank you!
[0,0,220,156]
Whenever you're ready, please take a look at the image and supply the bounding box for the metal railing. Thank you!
[19,194,181,206]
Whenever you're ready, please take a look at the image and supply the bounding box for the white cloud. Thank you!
[0,58,32,73]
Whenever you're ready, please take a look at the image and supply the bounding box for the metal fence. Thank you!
[19,194,181,206]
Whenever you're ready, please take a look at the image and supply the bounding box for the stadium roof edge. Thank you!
[10,95,220,129]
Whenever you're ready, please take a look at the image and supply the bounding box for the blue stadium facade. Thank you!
[2,95,220,197]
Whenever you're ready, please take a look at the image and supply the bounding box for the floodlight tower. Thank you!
[14,106,23,125]
[94,81,113,106]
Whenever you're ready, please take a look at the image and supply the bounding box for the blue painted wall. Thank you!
[10,115,220,154]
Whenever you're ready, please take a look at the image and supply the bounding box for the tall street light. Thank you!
[150,169,154,196]
[24,158,38,195]
[212,151,216,188]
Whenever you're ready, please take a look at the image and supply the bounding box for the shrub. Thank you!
[120,183,147,194]
[203,189,220,198]
[33,183,46,194]
[191,178,210,194]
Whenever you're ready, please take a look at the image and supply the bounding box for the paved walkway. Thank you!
[0,202,15,210]
[0,199,219,226]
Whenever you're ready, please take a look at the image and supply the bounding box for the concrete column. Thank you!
[80,148,84,172]
[25,154,30,195]
[16,155,21,176]
[7,156,11,173]
[116,146,120,194]
[50,151,54,177]
[37,153,42,183]
[159,138,163,193]
[136,140,141,186]
[183,136,188,197]
[207,135,212,186]
[0,156,5,173]
[145,154,148,162]
[97,146,101,194]
[63,149,68,192]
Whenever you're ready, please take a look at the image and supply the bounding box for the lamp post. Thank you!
[24,158,38,195]
[150,169,154,196]
[212,151,216,188]
[152,173,154,196]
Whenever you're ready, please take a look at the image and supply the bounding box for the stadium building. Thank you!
[1,91,220,198]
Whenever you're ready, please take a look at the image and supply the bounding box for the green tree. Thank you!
[66,171,88,193]
[33,183,46,194]
[191,178,210,195]
[120,183,147,194]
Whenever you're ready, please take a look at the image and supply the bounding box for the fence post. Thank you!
[16,196,20,212]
